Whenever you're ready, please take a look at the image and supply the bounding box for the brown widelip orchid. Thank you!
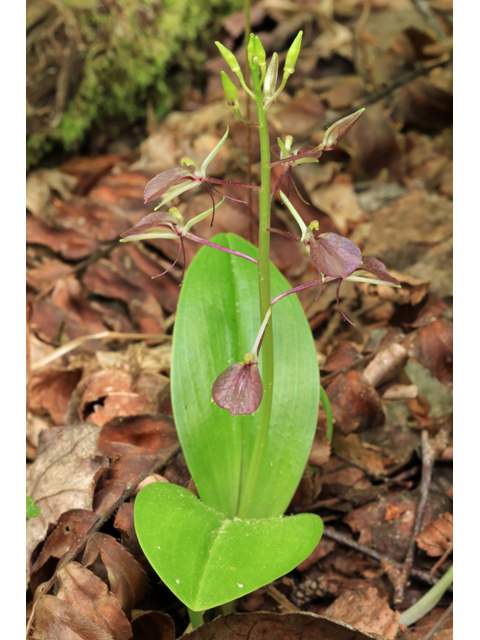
[120,204,258,280]
[268,193,400,325]
[143,127,260,226]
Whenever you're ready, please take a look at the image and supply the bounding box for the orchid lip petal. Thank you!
[212,361,263,416]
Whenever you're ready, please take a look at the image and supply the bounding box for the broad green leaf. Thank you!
[26,488,40,518]
[171,233,319,518]
[134,482,322,611]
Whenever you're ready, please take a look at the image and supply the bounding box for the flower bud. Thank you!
[221,71,240,108]
[215,41,241,74]
[284,31,303,77]
[263,53,279,101]
[322,108,365,151]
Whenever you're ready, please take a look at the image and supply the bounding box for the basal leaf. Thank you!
[134,483,322,611]
[171,233,319,518]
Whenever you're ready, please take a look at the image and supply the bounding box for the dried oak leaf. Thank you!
[26,423,108,586]
[324,587,399,640]
[32,594,115,640]
[180,611,385,639]
[56,562,132,640]
[325,371,385,435]
[83,533,147,617]
[416,512,453,557]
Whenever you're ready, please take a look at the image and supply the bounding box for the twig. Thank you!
[410,0,447,41]
[26,443,181,637]
[31,330,171,371]
[395,430,437,603]
[322,526,446,590]
[264,584,300,612]
[421,602,453,640]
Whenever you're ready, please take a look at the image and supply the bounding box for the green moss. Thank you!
[27,0,242,168]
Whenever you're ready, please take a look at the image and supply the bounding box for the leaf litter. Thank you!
[27,1,453,637]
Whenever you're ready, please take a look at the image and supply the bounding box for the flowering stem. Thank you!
[237,60,274,519]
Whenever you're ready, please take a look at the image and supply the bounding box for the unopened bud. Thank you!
[221,71,240,108]
[322,108,365,151]
[216,41,241,74]
[284,31,303,77]
[263,53,279,101]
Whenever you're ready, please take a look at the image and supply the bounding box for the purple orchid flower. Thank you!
[120,204,258,280]
[212,309,272,417]
[267,224,399,325]
[143,127,260,226]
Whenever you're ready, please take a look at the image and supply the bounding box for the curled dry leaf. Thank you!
[56,562,132,640]
[83,532,148,617]
[26,423,108,586]
[415,512,453,557]
[180,610,384,639]
[404,318,453,386]
[32,509,100,576]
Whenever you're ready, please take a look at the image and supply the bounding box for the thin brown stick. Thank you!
[322,526,446,590]
[31,330,171,372]
[421,602,453,640]
[26,443,181,637]
[395,430,437,603]
[264,584,300,612]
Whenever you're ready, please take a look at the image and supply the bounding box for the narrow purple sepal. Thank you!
[355,256,400,286]
[144,167,191,203]
[184,232,259,265]
[120,211,179,239]
[309,233,362,278]
[212,362,263,416]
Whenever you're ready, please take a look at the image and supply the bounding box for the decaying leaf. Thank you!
[26,423,108,585]
[32,594,115,640]
[416,512,453,557]
[83,532,148,616]
[324,587,399,640]
[56,562,132,640]
[180,611,386,639]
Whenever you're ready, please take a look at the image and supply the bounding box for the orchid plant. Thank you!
[121,32,400,628]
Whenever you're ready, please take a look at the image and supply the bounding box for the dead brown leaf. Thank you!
[326,371,385,434]
[324,587,399,640]
[131,611,175,640]
[83,533,148,617]
[416,512,453,557]
[181,610,385,639]
[404,318,452,386]
[32,594,115,640]
[26,423,108,585]
[29,367,82,424]
[56,562,132,640]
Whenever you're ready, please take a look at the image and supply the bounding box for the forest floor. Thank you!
[27,1,453,638]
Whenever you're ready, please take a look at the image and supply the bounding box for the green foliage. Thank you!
[171,234,320,519]
[26,488,40,518]
[134,482,322,611]
[27,0,243,167]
